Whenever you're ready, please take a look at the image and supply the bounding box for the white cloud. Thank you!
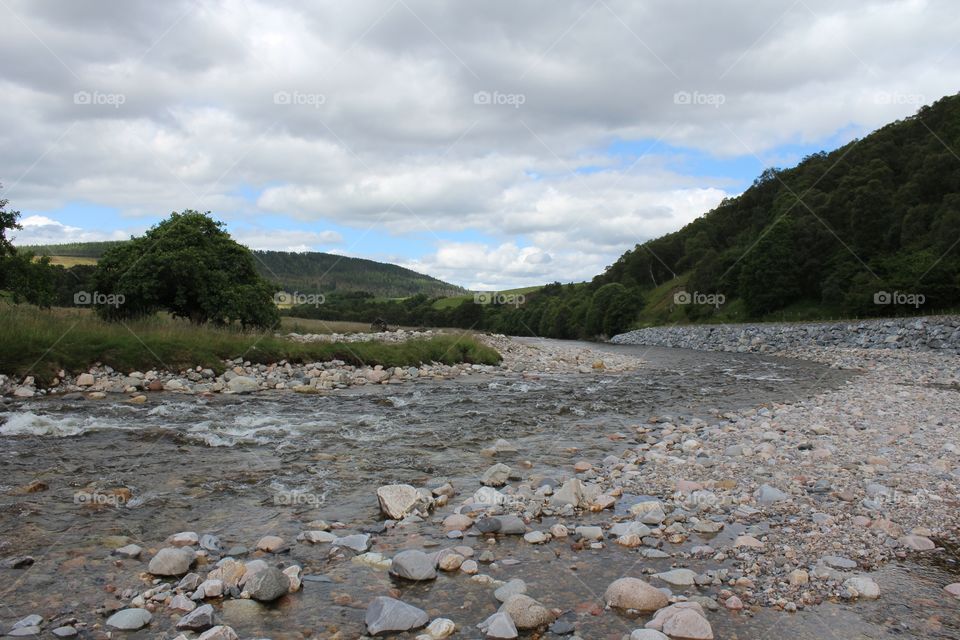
[1,0,958,286]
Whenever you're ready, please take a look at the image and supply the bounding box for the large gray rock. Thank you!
[106,608,153,630]
[604,577,670,612]
[377,484,420,519]
[176,604,216,631]
[148,547,195,576]
[389,550,437,581]
[498,594,553,629]
[244,566,289,601]
[365,596,429,635]
[645,603,713,640]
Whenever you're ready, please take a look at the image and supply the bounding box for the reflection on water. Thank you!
[0,344,957,638]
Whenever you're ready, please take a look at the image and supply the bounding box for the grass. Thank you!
[0,304,501,383]
[41,256,99,267]
[432,285,545,310]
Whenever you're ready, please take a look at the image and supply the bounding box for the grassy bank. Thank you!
[0,304,501,382]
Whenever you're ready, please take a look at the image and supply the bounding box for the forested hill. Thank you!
[250,250,463,298]
[597,91,960,321]
[22,242,464,298]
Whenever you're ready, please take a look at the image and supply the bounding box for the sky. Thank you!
[1,0,958,290]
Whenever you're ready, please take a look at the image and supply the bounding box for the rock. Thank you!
[575,525,603,541]
[244,566,290,601]
[473,486,507,505]
[365,596,429,635]
[482,463,512,487]
[523,531,548,544]
[423,618,456,639]
[8,626,41,636]
[478,612,518,639]
[944,583,960,598]
[437,551,465,571]
[499,594,554,629]
[389,550,437,581]
[724,595,744,610]
[226,376,259,393]
[604,577,670,612]
[788,569,809,585]
[169,531,199,546]
[333,534,371,553]
[494,579,528,603]
[646,603,713,640]
[610,522,651,538]
[170,594,197,612]
[844,576,880,599]
[630,500,666,525]
[822,555,857,570]
[148,547,195,576]
[549,618,576,635]
[208,558,246,590]
[283,565,302,591]
[200,534,222,552]
[495,515,527,535]
[300,530,337,543]
[377,484,421,519]
[176,604,216,631]
[113,543,143,558]
[460,559,479,574]
[898,534,936,550]
[255,535,284,552]
[11,616,42,631]
[755,484,789,504]
[77,373,95,386]
[197,626,239,640]
[654,568,697,586]
[51,627,77,638]
[733,535,763,549]
[178,573,202,591]
[106,608,153,630]
[631,631,669,640]
[443,514,473,531]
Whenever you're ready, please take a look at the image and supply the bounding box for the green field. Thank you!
[432,285,545,310]
[0,304,501,383]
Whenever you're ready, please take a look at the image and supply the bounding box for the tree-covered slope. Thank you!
[598,92,960,321]
[23,242,464,299]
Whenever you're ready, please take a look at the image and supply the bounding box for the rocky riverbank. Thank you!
[0,331,642,399]
[610,315,960,354]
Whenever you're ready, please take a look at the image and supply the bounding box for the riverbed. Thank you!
[1,340,958,639]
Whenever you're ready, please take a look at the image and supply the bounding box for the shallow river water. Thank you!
[0,341,957,639]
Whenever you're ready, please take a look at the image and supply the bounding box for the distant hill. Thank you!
[22,242,464,299]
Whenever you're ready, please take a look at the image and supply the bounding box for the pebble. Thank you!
[148,547,195,576]
[389,550,438,581]
[105,608,153,630]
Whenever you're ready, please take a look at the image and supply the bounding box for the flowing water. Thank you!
[0,342,957,639]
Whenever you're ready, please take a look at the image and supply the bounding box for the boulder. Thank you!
[176,604,216,631]
[105,608,152,630]
[389,550,437,581]
[844,576,880,599]
[478,612,519,639]
[244,566,289,601]
[604,577,669,612]
[645,603,713,640]
[377,484,420,519]
[498,594,554,629]
[148,547,195,576]
[482,463,512,487]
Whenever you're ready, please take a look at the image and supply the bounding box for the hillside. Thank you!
[599,92,960,323]
[23,242,464,299]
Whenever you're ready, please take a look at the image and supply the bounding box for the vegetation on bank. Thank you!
[0,305,500,382]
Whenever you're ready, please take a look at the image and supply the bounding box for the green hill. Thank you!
[22,242,464,299]
[597,92,960,324]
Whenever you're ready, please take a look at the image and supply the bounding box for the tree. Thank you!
[92,210,280,329]
[0,183,22,258]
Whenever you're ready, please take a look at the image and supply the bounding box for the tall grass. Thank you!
[0,304,501,382]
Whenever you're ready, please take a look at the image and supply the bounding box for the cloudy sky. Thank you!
[1,0,958,289]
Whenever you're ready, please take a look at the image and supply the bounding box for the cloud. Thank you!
[1,0,959,287]
[11,215,133,245]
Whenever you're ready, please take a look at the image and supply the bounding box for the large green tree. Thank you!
[93,210,279,329]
